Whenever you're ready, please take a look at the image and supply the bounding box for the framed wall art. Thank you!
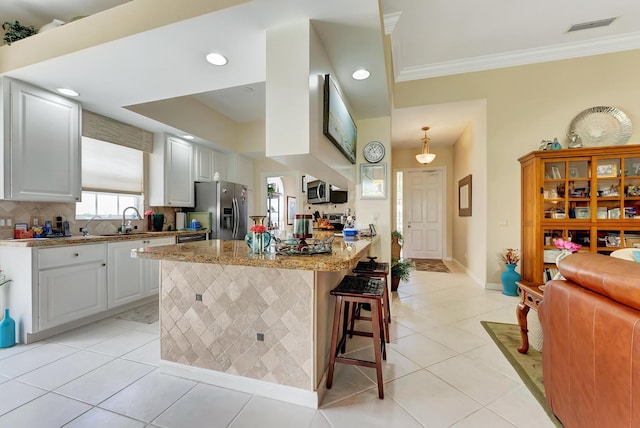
[458,174,472,217]
[323,74,357,164]
[287,196,296,225]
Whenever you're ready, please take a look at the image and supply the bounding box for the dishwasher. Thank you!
[176,233,207,243]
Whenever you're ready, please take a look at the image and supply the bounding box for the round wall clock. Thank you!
[363,141,385,163]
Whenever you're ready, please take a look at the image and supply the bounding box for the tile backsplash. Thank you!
[0,201,179,240]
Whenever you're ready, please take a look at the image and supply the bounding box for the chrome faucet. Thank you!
[82,215,101,237]
[122,206,142,233]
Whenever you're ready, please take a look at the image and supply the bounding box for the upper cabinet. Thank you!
[193,144,215,182]
[193,144,229,183]
[226,153,254,187]
[2,78,81,202]
[149,134,194,207]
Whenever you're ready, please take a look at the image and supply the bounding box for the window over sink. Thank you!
[76,137,144,219]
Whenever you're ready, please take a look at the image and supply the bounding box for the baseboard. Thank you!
[485,282,503,291]
[160,360,321,409]
[450,258,485,288]
[26,295,158,343]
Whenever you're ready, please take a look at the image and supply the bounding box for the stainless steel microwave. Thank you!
[307,180,347,204]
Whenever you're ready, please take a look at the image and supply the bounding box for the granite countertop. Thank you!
[132,235,376,271]
[0,230,207,247]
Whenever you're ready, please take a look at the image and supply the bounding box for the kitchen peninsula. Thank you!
[132,235,377,408]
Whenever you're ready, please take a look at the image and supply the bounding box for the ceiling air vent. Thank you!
[568,17,616,32]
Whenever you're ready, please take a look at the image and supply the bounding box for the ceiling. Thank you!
[2,0,640,153]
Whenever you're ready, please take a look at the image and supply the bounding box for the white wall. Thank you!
[355,117,392,264]
[265,20,356,189]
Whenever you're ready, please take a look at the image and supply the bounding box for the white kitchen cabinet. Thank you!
[37,244,107,331]
[149,133,194,207]
[107,240,144,308]
[226,153,253,187]
[194,144,214,182]
[213,150,227,182]
[140,237,175,295]
[1,78,81,202]
[107,236,175,308]
[194,144,229,184]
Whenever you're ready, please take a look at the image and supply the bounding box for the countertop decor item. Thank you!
[568,106,632,147]
[39,19,65,33]
[246,216,270,254]
[2,20,37,45]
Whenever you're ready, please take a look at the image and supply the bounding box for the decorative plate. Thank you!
[568,106,632,147]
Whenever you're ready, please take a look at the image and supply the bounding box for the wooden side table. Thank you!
[516,281,544,354]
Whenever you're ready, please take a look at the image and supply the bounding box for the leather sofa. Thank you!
[539,252,640,428]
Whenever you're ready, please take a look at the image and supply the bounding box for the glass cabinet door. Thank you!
[595,158,622,219]
[566,160,590,219]
[543,161,566,219]
[543,159,591,220]
[623,156,640,219]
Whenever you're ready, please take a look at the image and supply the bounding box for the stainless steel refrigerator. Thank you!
[194,180,248,240]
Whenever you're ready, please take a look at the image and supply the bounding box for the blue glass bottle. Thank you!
[0,309,16,348]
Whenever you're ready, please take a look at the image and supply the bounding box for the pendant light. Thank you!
[416,126,436,164]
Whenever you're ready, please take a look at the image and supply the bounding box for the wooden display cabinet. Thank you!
[519,145,640,284]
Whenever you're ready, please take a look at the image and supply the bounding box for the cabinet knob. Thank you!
[102,263,106,267]
[73,253,79,257]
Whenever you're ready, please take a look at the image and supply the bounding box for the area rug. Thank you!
[114,301,159,324]
[481,321,562,427]
[412,258,450,273]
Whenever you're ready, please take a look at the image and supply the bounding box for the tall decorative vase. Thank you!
[501,264,520,296]
[246,215,270,255]
[252,231,264,254]
[0,309,16,348]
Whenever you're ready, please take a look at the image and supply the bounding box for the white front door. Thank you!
[404,169,444,259]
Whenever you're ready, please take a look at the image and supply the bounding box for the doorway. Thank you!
[402,168,445,259]
[261,171,302,234]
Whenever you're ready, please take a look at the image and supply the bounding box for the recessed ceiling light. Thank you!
[205,53,228,66]
[182,135,195,140]
[352,69,370,80]
[56,88,79,97]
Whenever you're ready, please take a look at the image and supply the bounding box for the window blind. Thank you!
[82,110,153,153]
[82,137,143,194]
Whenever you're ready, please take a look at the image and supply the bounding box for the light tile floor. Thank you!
[0,263,555,428]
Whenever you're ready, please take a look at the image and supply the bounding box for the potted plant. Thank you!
[2,21,37,45]
[391,230,403,260]
[391,257,414,292]
[499,248,520,296]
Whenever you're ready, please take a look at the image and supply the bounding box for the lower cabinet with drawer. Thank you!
[37,244,107,331]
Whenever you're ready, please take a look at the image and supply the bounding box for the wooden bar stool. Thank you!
[351,257,391,343]
[326,275,386,399]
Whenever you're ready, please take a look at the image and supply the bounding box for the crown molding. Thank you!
[395,31,640,82]
[383,11,401,35]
